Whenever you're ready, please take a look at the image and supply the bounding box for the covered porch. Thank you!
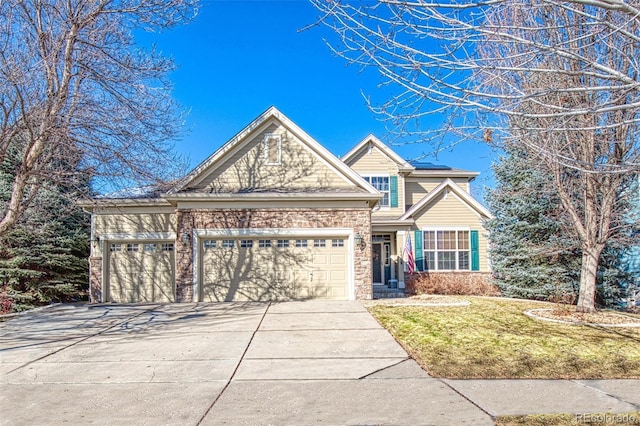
[370,218,414,298]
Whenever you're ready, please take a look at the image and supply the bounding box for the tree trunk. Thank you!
[576,245,603,313]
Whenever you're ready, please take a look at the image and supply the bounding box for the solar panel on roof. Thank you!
[408,160,452,170]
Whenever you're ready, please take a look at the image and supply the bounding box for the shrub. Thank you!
[406,272,500,296]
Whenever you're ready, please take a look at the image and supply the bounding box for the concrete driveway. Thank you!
[1,301,492,425]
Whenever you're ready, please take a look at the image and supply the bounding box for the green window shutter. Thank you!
[470,230,480,271]
[414,230,423,271]
[390,175,398,208]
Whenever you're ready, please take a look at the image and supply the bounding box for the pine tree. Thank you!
[0,140,89,313]
[485,146,629,306]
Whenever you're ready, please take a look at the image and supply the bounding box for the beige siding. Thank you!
[93,212,176,256]
[405,178,470,209]
[95,212,176,235]
[194,124,354,192]
[346,144,399,174]
[412,192,490,271]
[347,144,404,216]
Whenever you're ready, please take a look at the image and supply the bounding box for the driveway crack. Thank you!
[196,302,271,425]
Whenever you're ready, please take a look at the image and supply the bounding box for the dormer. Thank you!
[342,135,414,216]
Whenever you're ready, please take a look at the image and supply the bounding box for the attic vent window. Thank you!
[264,134,281,165]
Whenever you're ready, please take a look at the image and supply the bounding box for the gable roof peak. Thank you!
[167,107,381,197]
[401,178,494,220]
[342,134,415,172]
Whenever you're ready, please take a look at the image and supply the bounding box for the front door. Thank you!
[372,243,382,284]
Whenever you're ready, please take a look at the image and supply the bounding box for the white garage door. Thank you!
[107,241,175,303]
[200,237,349,301]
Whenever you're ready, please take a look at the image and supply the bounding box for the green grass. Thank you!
[368,297,640,379]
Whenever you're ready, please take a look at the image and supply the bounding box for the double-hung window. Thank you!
[363,176,390,207]
[423,230,470,271]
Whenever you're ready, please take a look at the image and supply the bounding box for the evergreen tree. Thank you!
[0,139,89,313]
[486,146,629,307]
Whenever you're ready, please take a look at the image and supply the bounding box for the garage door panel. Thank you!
[201,236,349,301]
[107,243,175,303]
[331,270,346,281]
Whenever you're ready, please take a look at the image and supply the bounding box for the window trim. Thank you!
[258,239,272,248]
[277,239,290,248]
[143,243,157,252]
[263,133,282,165]
[313,239,326,247]
[421,228,471,271]
[363,174,391,208]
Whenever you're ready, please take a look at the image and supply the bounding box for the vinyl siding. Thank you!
[194,124,354,192]
[412,191,490,271]
[346,144,404,216]
[94,212,177,256]
[405,178,470,208]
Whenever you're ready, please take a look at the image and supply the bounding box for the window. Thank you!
[222,240,234,248]
[144,243,157,252]
[295,239,308,248]
[364,176,390,207]
[110,243,122,252]
[277,239,289,248]
[332,239,344,247]
[264,134,281,165]
[126,243,139,252]
[161,243,174,252]
[240,239,253,248]
[258,239,272,248]
[423,230,469,271]
[314,239,326,247]
[204,240,217,250]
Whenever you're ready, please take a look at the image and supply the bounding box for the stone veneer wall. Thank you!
[176,208,372,302]
[89,257,102,303]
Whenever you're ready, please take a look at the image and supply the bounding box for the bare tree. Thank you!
[0,0,197,236]
[311,0,640,312]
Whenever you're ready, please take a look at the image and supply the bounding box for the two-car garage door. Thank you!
[200,236,349,302]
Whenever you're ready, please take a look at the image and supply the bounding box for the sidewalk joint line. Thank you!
[357,357,411,380]
[571,380,640,410]
[196,302,271,426]
[439,379,495,420]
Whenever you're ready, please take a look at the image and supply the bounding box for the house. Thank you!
[85,107,493,303]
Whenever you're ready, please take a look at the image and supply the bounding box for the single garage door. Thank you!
[107,241,175,303]
[201,237,348,301]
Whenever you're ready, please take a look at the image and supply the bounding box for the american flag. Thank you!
[404,234,415,274]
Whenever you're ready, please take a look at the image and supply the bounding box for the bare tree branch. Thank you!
[0,0,198,235]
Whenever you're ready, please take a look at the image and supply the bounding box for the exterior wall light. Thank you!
[181,231,190,245]
[355,232,366,249]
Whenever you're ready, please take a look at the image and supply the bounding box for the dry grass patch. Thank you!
[367,296,640,379]
[495,412,640,425]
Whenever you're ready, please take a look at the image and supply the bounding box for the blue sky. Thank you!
[141,0,496,201]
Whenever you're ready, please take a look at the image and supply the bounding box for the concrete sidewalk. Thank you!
[1,302,638,425]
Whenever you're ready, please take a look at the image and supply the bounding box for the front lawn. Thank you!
[367,297,640,379]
